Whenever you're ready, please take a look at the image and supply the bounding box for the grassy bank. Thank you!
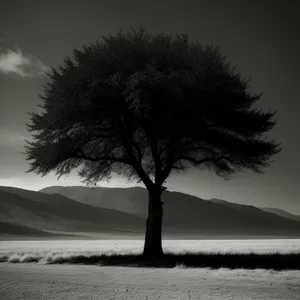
[2,252,300,270]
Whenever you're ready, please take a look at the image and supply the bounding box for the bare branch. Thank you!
[71,153,131,164]
[175,155,234,165]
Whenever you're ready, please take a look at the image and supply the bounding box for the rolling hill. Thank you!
[0,221,57,237]
[0,186,145,238]
[260,207,300,222]
[209,198,300,223]
[1,184,300,239]
[40,185,300,237]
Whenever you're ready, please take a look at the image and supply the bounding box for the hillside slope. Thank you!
[40,186,300,237]
[0,221,55,237]
[0,187,145,236]
[260,207,300,222]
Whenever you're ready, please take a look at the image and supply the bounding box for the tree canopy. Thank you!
[25,28,281,190]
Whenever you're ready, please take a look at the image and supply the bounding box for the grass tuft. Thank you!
[48,252,300,270]
[1,251,300,270]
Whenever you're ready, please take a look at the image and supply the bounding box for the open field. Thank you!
[1,240,300,299]
[1,239,300,269]
[1,263,300,300]
[1,239,300,256]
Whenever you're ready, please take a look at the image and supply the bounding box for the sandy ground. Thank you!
[0,263,300,300]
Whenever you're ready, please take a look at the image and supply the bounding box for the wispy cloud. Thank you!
[0,48,49,78]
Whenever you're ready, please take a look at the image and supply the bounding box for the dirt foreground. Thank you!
[0,263,299,300]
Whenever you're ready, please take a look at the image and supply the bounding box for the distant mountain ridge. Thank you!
[1,185,300,239]
[40,185,300,237]
[0,186,145,238]
[260,207,300,222]
[204,198,300,222]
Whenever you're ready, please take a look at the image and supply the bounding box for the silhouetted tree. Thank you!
[25,28,281,259]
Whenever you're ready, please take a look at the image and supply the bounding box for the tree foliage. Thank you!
[25,28,281,189]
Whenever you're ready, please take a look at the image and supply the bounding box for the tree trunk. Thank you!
[143,187,164,259]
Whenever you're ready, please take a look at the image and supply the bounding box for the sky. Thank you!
[0,0,299,213]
